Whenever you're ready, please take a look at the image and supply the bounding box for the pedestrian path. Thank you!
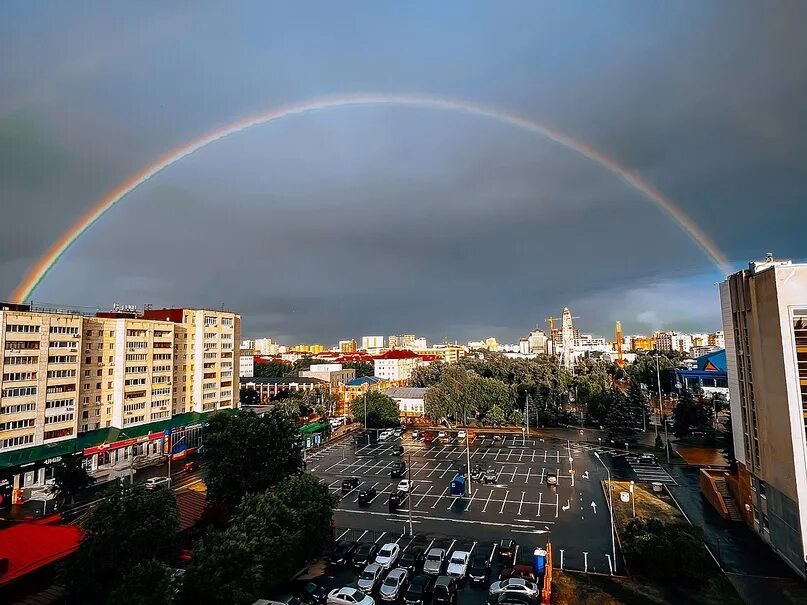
[625,456,677,484]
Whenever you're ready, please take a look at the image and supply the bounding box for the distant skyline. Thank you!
[2,2,806,343]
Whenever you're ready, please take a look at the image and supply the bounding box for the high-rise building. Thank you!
[709,330,726,349]
[720,255,807,577]
[339,339,357,353]
[526,329,548,355]
[373,349,421,382]
[361,336,384,351]
[254,338,278,356]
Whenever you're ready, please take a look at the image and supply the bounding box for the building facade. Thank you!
[361,336,384,351]
[720,256,807,577]
[239,353,254,378]
[339,339,357,353]
[373,349,421,382]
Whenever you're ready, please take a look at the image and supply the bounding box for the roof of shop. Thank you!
[0,523,81,586]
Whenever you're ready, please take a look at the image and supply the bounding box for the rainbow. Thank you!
[11,93,730,302]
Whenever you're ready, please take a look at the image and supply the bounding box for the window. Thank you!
[125,354,147,361]
[48,369,76,379]
[85,356,91,364]
[123,402,146,412]
[49,326,78,334]
[1,402,37,414]
[2,386,37,398]
[123,415,145,426]
[44,413,74,424]
[222,317,233,327]
[124,378,147,386]
[126,366,148,374]
[759,481,767,499]
[6,324,39,333]
[5,356,37,365]
[204,316,217,327]
[0,418,36,431]
[2,371,37,381]
[48,355,77,364]
[762,514,770,533]
[5,340,40,350]
[0,434,34,449]
[46,399,74,409]
[44,428,74,440]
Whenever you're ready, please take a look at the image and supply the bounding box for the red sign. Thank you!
[83,438,138,456]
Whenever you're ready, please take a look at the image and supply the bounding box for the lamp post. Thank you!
[167,434,186,479]
[629,480,636,517]
[594,452,616,568]
[118,431,134,485]
[654,353,662,439]
[407,452,414,536]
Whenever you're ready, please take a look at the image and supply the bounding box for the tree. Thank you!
[253,360,293,379]
[409,363,446,387]
[672,389,713,438]
[508,409,524,427]
[622,518,710,583]
[604,390,637,443]
[341,360,375,378]
[202,410,304,508]
[424,365,511,423]
[51,452,95,508]
[108,560,178,605]
[626,351,675,394]
[626,380,649,429]
[239,387,261,406]
[182,474,338,605]
[63,486,180,603]
[350,391,400,428]
[485,404,507,426]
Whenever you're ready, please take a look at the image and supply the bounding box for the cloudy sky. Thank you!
[2,2,806,345]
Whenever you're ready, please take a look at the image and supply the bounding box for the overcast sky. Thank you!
[2,2,806,345]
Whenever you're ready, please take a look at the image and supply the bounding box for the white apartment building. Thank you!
[239,353,254,379]
[254,338,278,355]
[373,349,421,382]
[361,336,384,351]
[720,255,807,577]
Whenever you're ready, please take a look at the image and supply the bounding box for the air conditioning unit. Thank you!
[72,334,80,338]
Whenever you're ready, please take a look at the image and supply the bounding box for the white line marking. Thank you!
[518,491,525,515]
[432,487,448,509]
[465,489,478,512]
[537,492,542,516]
[415,485,433,507]
[482,490,494,512]
[556,492,559,518]
[525,467,531,484]
[500,491,509,514]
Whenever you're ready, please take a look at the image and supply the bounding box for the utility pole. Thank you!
[654,353,662,440]
[407,452,414,536]
[464,412,472,495]
[364,393,367,431]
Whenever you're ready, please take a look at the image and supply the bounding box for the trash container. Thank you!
[652,482,663,493]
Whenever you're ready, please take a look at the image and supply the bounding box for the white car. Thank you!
[446,550,470,579]
[378,567,409,601]
[437,431,447,438]
[374,543,401,570]
[488,578,539,599]
[397,479,411,493]
[327,587,375,605]
[457,431,466,440]
[423,548,446,575]
[357,564,384,594]
[144,476,171,490]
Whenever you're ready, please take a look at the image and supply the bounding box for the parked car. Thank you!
[327,587,375,605]
[411,430,420,440]
[487,578,539,600]
[470,465,483,480]
[145,476,171,490]
[183,460,199,472]
[393,428,404,438]
[446,550,470,580]
[357,564,385,594]
[389,489,408,512]
[638,453,657,464]
[487,592,537,605]
[375,543,401,570]
[432,576,457,605]
[423,548,446,575]
[545,473,557,486]
[391,461,407,478]
[301,583,328,605]
[483,468,497,484]
[257,595,303,605]
[468,554,490,584]
[354,543,381,570]
[358,487,377,507]
[399,547,426,573]
[496,540,517,565]
[397,479,411,493]
[457,430,466,440]
[392,445,404,456]
[328,540,359,566]
[342,477,361,492]
[379,568,410,602]
[437,431,447,439]
[404,574,435,605]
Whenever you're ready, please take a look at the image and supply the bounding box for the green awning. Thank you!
[300,421,330,436]
[0,408,239,471]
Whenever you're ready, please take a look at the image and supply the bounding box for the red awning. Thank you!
[0,523,82,585]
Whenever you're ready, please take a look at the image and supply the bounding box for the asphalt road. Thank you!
[309,431,620,576]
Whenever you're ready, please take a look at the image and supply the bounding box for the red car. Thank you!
[183,461,200,472]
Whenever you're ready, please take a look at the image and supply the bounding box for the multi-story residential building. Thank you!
[241,376,328,402]
[361,336,384,351]
[373,349,421,382]
[410,344,465,364]
[239,352,254,378]
[527,329,549,355]
[654,331,674,351]
[299,364,356,388]
[709,330,726,349]
[388,334,417,349]
[719,255,807,577]
[0,303,240,504]
[254,338,278,356]
[627,335,655,351]
[339,339,357,353]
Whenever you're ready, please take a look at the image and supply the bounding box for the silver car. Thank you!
[423,548,446,575]
[488,578,539,599]
[379,568,409,602]
[357,564,384,594]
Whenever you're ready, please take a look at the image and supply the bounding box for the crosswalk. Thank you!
[625,456,677,484]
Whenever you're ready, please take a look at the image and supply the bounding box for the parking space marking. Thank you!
[414,485,433,507]
[482,490,494,512]
[464,489,478,512]
[539,468,545,484]
[556,492,560,518]
[510,467,518,482]
[519,450,524,462]
[336,528,351,541]
[518,491,525,515]
[499,491,509,514]
[353,481,380,502]
[374,531,387,544]
[432,487,448,509]
[447,496,460,510]
[525,467,531,484]
[427,464,443,478]
[537,491,543,516]
[531,450,536,463]
[440,466,454,479]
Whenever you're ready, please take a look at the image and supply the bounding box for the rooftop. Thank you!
[375,349,420,360]
[384,387,428,399]
[0,523,82,586]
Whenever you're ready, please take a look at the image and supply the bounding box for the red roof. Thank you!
[374,349,420,360]
[176,490,208,531]
[0,523,82,585]
[253,356,290,364]
[419,354,441,361]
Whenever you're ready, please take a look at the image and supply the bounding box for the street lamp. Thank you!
[167,434,186,479]
[594,452,616,568]
[407,452,414,536]
[118,431,134,485]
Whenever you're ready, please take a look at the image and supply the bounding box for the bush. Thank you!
[622,518,711,583]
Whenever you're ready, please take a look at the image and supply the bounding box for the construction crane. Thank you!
[615,321,625,368]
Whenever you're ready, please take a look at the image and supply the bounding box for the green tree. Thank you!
[239,386,261,406]
[51,452,95,508]
[626,380,649,428]
[202,410,304,507]
[253,360,293,379]
[108,560,178,605]
[63,486,180,603]
[626,352,675,394]
[604,390,637,443]
[350,391,400,428]
[622,518,710,583]
[424,365,511,423]
[409,363,446,387]
[182,474,338,605]
[672,389,713,438]
[341,360,375,377]
[508,409,525,427]
[485,404,507,426]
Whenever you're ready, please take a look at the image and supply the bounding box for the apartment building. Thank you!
[720,255,807,577]
[373,349,421,382]
[0,304,240,503]
[339,339,357,353]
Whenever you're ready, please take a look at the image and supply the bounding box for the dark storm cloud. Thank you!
[2,1,806,344]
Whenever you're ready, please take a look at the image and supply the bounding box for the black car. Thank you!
[483,468,497,484]
[470,465,483,480]
[400,547,426,573]
[392,445,405,456]
[468,552,493,584]
[342,477,360,492]
[432,576,457,605]
[496,540,517,565]
[389,489,408,512]
[328,540,358,566]
[391,461,407,478]
[300,582,327,605]
[404,574,435,605]
[353,543,381,569]
[358,487,377,507]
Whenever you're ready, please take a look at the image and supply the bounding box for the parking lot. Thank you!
[309,430,620,575]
